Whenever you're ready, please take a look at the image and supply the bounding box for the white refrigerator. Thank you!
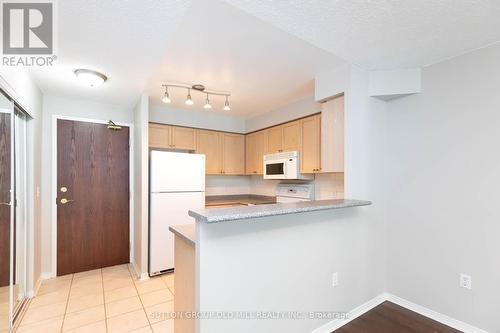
[149,150,205,276]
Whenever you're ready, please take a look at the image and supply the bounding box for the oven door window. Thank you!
[266,162,284,175]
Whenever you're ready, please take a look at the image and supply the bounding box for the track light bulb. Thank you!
[185,89,194,105]
[204,94,212,109]
[223,96,231,111]
[162,88,171,103]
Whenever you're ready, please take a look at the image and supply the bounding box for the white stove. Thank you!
[275,183,315,203]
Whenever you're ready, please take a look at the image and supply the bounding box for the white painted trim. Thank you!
[131,261,149,281]
[310,294,386,333]
[311,293,490,333]
[51,115,135,277]
[27,276,43,298]
[385,294,490,333]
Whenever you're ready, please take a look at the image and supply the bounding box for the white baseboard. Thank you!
[40,272,55,280]
[386,293,489,333]
[311,293,489,333]
[131,261,149,281]
[311,293,387,333]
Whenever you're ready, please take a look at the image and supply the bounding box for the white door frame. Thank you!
[51,115,134,277]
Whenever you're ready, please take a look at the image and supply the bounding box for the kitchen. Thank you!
[1,1,499,333]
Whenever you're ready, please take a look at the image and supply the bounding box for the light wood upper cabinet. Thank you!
[265,126,283,153]
[300,115,321,173]
[222,133,245,175]
[149,124,196,150]
[171,126,196,150]
[245,131,266,175]
[149,124,170,149]
[282,120,301,152]
[321,95,344,172]
[196,130,222,175]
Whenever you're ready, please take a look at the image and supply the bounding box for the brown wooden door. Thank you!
[0,113,11,287]
[57,119,130,276]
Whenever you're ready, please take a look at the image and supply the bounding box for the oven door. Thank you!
[264,160,287,179]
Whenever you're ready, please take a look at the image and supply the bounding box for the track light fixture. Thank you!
[161,83,231,111]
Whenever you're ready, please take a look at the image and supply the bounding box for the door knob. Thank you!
[60,198,74,204]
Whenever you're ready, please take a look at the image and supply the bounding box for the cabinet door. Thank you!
[196,130,222,174]
[266,126,283,153]
[222,133,245,175]
[282,120,301,152]
[149,124,170,149]
[300,115,321,173]
[245,131,265,175]
[171,126,196,150]
[321,95,344,172]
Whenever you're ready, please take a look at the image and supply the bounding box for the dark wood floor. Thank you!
[333,301,462,333]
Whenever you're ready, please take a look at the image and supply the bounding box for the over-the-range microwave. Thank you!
[263,151,313,180]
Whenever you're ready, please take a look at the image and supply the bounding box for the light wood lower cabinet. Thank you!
[173,234,195,333]
[245,131,266,175]
[196,130,222,175]
[222,133,245,175]
[300,114,321,173]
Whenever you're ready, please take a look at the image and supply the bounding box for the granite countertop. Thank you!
[189,199,372,223]
[169,224,195,246]
[205,194,276,207]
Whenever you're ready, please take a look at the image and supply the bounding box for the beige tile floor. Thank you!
[15,264,175,333]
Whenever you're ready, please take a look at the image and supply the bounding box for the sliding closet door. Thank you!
[0,93,13,331]
[13,109,27,314]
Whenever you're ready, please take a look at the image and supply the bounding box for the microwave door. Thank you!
[265,161,286,179]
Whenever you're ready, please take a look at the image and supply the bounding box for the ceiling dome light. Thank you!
[223,96,231,111]
[185,89,194,105]
[74,69,107,87]
[204,94,212,109]
[162,87,171,103]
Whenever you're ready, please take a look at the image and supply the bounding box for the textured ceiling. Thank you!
[222,0,500,69]
[145,0,345,117]
[30,0,192,107]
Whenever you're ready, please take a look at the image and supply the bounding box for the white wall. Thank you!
[385,43,500,332]
[40,95,134,276]
[133,95,149,278]
[196,64,388,332]
[0,67,43,294]
[150,105,245,133]
[245,95,320,133]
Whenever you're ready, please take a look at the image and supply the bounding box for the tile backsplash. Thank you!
[206,173,344,199]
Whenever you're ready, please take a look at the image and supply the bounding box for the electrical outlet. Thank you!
[460,273,472,290]
[332,272,339,287]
